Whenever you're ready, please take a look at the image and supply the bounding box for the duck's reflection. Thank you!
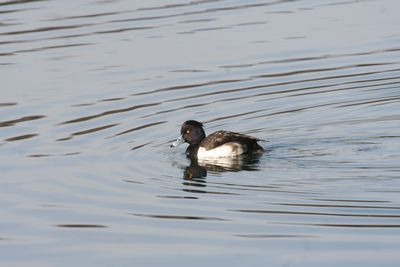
[181,154,262,180]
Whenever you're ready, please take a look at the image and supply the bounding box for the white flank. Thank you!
[197,142,245,158]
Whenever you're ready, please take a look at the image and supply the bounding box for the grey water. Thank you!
[1,0,400,266]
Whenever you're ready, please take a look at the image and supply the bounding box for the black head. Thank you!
[171,120,206,148]
[180,120,206,145]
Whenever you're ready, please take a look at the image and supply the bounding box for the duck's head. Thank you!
[171,120,206,147]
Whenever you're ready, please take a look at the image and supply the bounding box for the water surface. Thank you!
[1,0,400,266]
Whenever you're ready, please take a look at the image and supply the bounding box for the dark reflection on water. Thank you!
[231,209,400,218]
[182,159,207,179]
[180,154,263,179]
[1,0,400,266]
[236,234,315,239]
[0,102,17,107]
[278,203,400,210]
[282,223,400,228]
[5,133,38,141]
[0,115,45,127]
[55,224,108,228]
[132,213,228,221]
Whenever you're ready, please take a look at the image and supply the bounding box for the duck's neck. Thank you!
[186,144,200,157]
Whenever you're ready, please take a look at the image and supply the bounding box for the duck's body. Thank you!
[171,120,264,158]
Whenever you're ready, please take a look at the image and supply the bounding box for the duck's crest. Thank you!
[184,120,204,128]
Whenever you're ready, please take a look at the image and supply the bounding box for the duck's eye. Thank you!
[186,130,190,134]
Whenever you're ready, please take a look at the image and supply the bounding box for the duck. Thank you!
[170,120,264,158]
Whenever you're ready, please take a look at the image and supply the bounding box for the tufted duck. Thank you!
[170,120,264,158]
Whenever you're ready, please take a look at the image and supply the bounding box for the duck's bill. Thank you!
[170,135,185,147]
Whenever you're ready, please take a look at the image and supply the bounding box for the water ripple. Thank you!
[231,209,400,218]
[56,123,119,141]
[60,103,160,124]
[5,133,38,142]
[1,0,400,265]
[110,121,167,138]
[0,102,17,107]
[1,24,93,36]
[55,224,108,228]
[132,213,228,221]
[0,115,45,128]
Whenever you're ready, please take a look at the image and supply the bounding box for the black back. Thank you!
[200,131,263,152]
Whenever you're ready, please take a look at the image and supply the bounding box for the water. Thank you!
[1,0,400,266]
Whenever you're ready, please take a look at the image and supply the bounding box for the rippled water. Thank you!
[1,0,400,266]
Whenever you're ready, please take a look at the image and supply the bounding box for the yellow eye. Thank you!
[186,130,190,134]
